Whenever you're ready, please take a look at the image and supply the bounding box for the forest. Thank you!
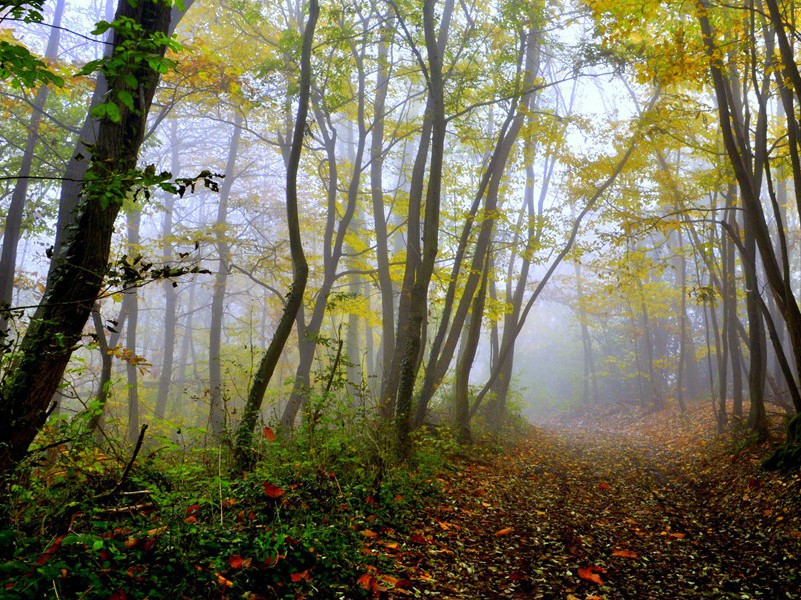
[1,0,800,597]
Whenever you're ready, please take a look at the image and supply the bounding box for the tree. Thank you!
[234,0,319,467]
[0,0,178,476]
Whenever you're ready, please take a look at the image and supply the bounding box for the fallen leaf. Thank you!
[262,426,275,441]
[578,565,606,585]
[36,536,64,565]
[290,569,312,582]
[263,482,285,499]
[612,549,638,558]
[668,532,686,539]
[494,527,513,536]
[228,554,246,569]
[598,482,611,491]
[361,529,378,538]
[216,573,234,588]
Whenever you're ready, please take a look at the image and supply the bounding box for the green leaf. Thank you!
[117,90,134,111]
[105,102,121,122]
[91,20,112,35]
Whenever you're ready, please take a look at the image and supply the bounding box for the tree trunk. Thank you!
[0,0,174,477]
[0,0,65,338]
[234,0,318,467]
[208,113,243,438]
[125,210,141,443]
[154,119,181,421]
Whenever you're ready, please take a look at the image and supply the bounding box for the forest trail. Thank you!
[374,407,801,599]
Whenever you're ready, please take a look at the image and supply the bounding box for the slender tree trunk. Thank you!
[154,120,181,421]
[125,210,141,443]
[208,113,243,437]
[279,50,367,430]
[89,301,127,436]
[234,0,318,466]
[0,0,65,338]
[391,0,450,457]
[453,252,490,444]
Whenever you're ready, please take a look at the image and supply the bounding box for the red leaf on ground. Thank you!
[262,426,275,441]
[36,536,64,565]
[494,527,513,536]
[263,482,285,498]
[186,503,200,515]
[290,569,312,583]
[598,482,611,491]
[612,549,639,558]
[578,565,606,585]
[109,591,127,600]
[228,554,244,569]
[356,572,385,591]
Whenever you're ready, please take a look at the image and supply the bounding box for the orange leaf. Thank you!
[290,569,312,583]
[494,527,513,536]
[361,529,378,538]
[228,554,244,569]
[263,482,285,499]
[262,426,275,441]
[578,565,606,585]
[356,573,376,590]
[668,532,686,539]
[183,516,197,524]
[612,549,638,558]
[598,482,611,491]
[216,573,234,588]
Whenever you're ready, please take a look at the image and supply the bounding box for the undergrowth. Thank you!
[0,407,457,599]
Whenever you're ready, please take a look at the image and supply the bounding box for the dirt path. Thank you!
[379,414,801,599]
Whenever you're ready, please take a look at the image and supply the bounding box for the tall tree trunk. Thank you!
[0,0,65,338]
[370,13,396,417]
[453,252,490,444]
[0,0,175,477]
[89,301,127,437]
[208,113,243,438]
[278,44,367,430]
[154,119,181,421]
[234,0,318,466]
[125,210,141,443]
[391,0,451,457]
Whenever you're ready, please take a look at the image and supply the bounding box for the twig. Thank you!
[94,503,154,514]
[95,424,148,501]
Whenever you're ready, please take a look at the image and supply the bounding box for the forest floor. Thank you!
[367,404,801,599]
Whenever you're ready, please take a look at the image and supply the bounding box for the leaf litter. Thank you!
[370,404,801,598]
